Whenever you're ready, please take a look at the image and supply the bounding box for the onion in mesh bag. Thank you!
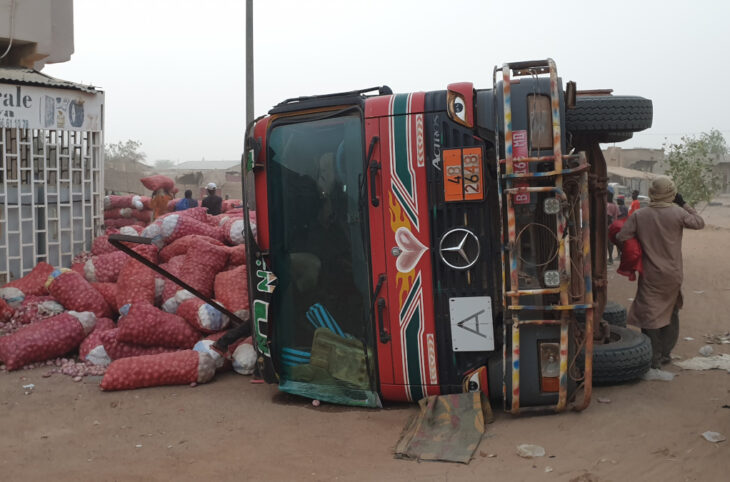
[160,255,186,313]
[226,245,247,266]
[84,251,128,283]
[0,298,13,323]
[176,240,229,297]
[79,317,116,365]
[214,264,250,321]
[177,298,230,334]
[0,311,96,371]
[159,234,224,263]
[115,244,159,310]
[100,328,177,360]
[192,332,232,372]
[160,214,224,245]
[46,269,111,318]
[100,350,216,391]
[117,302,200,349]
[1,262,54,307]
[140,174,175,193]
[91,235,117,256]
[11,295,64,325]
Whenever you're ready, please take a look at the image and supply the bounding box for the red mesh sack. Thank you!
[160,255,186,313]
[117,302,200,349]
[159,214,225,245]
[90,283,118,314]
[11,295,65,325]
[91,235,117,255]
[140,175,175,193]
[222,199,242,212]
[166,199,177,212]
[46,269,111,318]
[222,217,246,246]
[159,234,224,263]
[104,208,133,219]
[1,262,55,307]
[105,218,144,229]
[214,264,249,321]
[100,328,176,360]
[116,244,159,310]
[177,298,230,334]
[79,317,115,363]
[130,209,152,223]
[0,298,13,323]
[193,331,232,372]
[84,251,128,283]
[609,218,644,281]
[118,225,144,235]
[226,245,246,266]
[0,311,96,371]
[70,262,86,277]
[100,350,215,391]
[175,240,229,298]
[104,195,133,210]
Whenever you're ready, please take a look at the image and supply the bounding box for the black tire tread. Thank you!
[591,326,652,385]
[566,95,653,133]
[602,301,627,327]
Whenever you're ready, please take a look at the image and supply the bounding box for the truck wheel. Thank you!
[602,301,627,327]
[566,95,653,133]
[590,326,652,385]
[598,131,633,143]
[574,300,627,327]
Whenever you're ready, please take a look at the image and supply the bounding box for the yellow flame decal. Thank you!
[388,192,415,305]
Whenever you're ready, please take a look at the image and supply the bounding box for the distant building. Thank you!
[603,147,665,174]
[713,155,730,194]
[158,161,243,201]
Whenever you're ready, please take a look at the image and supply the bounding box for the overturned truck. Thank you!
[242,59,653,412]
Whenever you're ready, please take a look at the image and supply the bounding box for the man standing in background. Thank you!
[617,176,705,368]
[176,189,198,211]
[629,190,641,215]
[202,182,222,215]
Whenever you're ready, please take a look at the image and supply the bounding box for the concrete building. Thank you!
[1,1,105,284]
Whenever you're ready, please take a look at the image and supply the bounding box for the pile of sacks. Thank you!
[103,194,153,231]
[0,205,257,391]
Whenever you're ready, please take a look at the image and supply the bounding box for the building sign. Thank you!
[0,83,103,131]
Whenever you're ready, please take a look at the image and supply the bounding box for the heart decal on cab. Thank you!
[395,226,428,273]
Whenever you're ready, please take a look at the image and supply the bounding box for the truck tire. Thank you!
[574,300,627,327]
[566,96,653,133]
[591,326,652,385]
[603,301,627,327]
[598,131,633,143]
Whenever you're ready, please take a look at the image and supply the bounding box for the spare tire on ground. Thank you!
[602,301,627,327]
[589,325,652,385]
[575,300,627,327]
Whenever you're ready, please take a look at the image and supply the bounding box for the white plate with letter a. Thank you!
[449,296,494,352]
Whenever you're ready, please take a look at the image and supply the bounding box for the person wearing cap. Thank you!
[202,182,222,215]
[617,176,704,368]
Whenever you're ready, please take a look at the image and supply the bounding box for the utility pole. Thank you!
[246,0,254,127]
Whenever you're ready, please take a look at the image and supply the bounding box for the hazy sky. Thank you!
[44,0,730,163]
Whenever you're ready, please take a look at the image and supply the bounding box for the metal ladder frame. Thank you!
[492,59,594,414]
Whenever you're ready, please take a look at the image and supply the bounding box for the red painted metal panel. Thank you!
[373,93,440,402]
[253,116,271,250]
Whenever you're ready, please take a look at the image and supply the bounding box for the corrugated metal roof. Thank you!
[169,160,240,171]
[0,67,100,94]
[607,165,659,180]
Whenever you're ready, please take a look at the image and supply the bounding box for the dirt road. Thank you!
[1,229,728,482]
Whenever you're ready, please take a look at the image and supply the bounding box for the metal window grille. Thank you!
[0,126,103,284]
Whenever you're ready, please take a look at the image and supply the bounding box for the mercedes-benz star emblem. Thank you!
[439,228,480,270]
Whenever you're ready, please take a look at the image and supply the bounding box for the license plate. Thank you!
[443,147,484,202]
[449,296,494,352]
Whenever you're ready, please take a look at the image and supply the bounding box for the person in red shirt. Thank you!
[628,190,641,215]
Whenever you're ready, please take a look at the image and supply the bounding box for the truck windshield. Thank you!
[267,112,378,406]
